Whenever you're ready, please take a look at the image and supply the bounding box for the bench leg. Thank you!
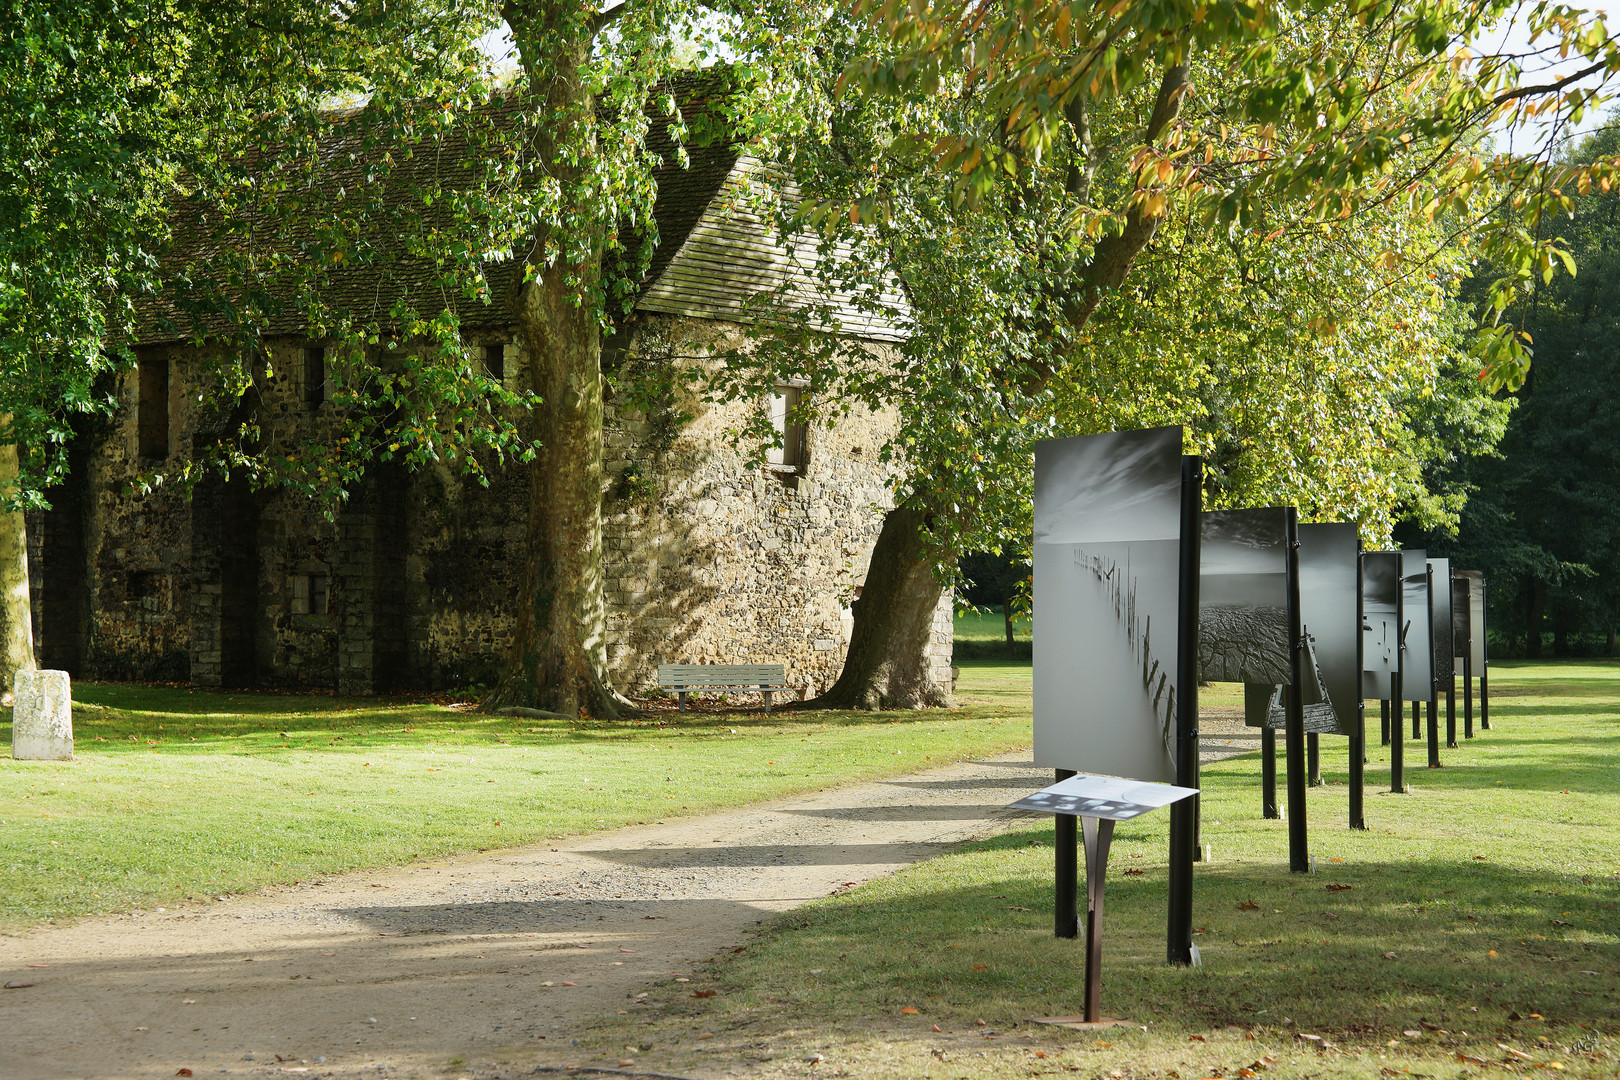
[678,691,686,712]
[763,689,773,713]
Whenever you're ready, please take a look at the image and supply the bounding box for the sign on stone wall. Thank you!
[1033,427,1184,783]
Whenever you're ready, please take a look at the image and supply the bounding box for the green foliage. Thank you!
[840,0,1620,390]
[1408,116,1620,653]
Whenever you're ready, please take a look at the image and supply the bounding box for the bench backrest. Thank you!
[658,663,786,688]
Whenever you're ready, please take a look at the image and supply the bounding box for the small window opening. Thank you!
[128,570,169,620]
[483,344,506,384]
[767,385,805,471]
[137,354,170,459]
[291,572,330,615]
[302,346,326,407]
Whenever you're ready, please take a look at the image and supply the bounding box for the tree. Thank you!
[708,0,1545,707]
[1403,116,1620,656]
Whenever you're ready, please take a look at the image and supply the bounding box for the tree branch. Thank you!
[590,1,632,36]
[1491,55,1615,107]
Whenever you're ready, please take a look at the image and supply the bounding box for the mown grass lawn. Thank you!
[0,672,1033,931]
[605,660,1620,1080]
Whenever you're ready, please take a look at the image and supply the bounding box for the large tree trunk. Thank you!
[0,435,37,693]
[481,2,628,720]
[811,500,951,710]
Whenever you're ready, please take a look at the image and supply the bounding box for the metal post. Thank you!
[1412,699,1421,741]
[1081,816,1117,1021]
[1262,727,1279,818]
[1167,455,1201,966]
[1054,769,1078,939]
[1480,580,1491,730]
[1284,509,1310,873]
[1380,697,1390,745]
[1427,694,1441,768]
[1391,572,1405,794]
[1463,654,1474,738]
[1446,677,1457,748]
[1349,543,1367,830]
[1308,732,1322,786]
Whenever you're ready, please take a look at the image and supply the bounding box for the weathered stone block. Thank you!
[12,669,73,761]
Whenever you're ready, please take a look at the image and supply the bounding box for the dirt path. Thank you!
[1,730,1256,1080]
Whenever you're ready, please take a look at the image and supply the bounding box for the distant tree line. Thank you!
[1402,118,1620,659]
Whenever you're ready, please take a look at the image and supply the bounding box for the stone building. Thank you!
[25,97,954,700]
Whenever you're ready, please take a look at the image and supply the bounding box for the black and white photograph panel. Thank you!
[1429,557,1453,682]
[1401,549,1433,699]
[1033,426,1184,545]
[1459,570,1487,668]
[1362,550,1401,699]
[1453,573,1473,664]
[1034,429,1185,784]
[1008,773,1200,820]
[1198,508,1291,685]
[1300,522,1361,734]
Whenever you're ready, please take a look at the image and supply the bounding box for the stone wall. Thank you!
[27,316,954,703]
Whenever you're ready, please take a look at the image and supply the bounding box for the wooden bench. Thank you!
[657,663,790,712]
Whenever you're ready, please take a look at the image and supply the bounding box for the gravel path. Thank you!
[0,729,1257,1080]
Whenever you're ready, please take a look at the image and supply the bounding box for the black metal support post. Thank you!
[1412,699,1421,741]
[1463,656,1474,738]
[1392,564,1406,793]
[1446,677,1457,748]
[1427,694,1441,768]
[1262,727,1279,818]
[1481,666,1491,730]
[1054,768,1078,939]
[1308,732,1322,786]
[1380,698,1390,745]
[1350,546,1366,830]
[1167,455,1201,967]
[1284,509,1310,873]
[1081,816,1117,1021]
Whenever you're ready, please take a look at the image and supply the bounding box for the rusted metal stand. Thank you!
[1081,815,1116,1022]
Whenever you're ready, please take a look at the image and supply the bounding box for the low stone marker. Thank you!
[12,669,73,761]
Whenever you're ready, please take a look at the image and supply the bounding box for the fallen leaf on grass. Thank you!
[1457,1053,1493,1066]
[697,1032,713,1040]
[900,1007,920,1015]
[932,1025,942,1032]
[561,981,577,987]
[1006,906,1032,912]
[973,965,987,971]
[1123,869,1145,876]
[24,964,50,969]
[692,990,717,998]
[1189,1035,1206,1042]
[1404,1030,1423,1037]
[1237,901,1260,911]
[176,1071,193,1077]
[1326,883,1353,892]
